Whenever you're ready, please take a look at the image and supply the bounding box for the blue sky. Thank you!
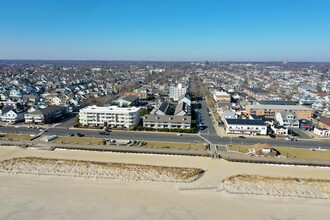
[0,0,329,61]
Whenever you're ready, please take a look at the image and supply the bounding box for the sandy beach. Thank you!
[0,146,330,220]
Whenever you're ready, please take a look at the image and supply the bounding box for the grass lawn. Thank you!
[275,146,330,160]
[145,141,206,151]
[2,134,34,141]
[227,145,251,154]
[227,145,330,161]
[54,136,105,145]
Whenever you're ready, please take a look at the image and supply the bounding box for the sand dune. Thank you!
[222,174,330,199]
[0,157,204,182]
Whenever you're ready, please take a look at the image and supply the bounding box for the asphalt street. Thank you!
[197,100,218,136]
[0,126,329,150]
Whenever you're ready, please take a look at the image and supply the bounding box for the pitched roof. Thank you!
[29,106,65,115]
[252,143,273,151]
[258,100,297,105]
[320,117,330,127]
[248,104,312,111]
[158,101,170,115]
[122,95,139,102]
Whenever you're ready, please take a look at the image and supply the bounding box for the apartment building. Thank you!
[79,105,141,128]
[213,90,231,102]
[25,105,67,124]
[246,105,312,120]
[143,115,191,129]
[224,119,267,135]
[169,83,187,101]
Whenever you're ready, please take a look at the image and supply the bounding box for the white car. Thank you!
[176,133,182,136]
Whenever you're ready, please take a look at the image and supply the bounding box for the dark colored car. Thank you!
[76,133,84,137]
[238,136,246,139]
[269,134,276,138]
[99,131,110,135]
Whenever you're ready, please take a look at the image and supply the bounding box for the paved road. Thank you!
[197,100,218,136]
[48,127,204,143]
[56,114,78,128]
[292,128,312,139]
[204,134,330,149]
[0,126,329,150]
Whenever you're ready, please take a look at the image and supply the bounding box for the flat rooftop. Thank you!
[247,105,312,111]
[80,105,140,113]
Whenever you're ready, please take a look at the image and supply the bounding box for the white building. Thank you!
[213,90,231,102]
[224,119,267,135]
[79,105,141,128]
[314,127,330,137]
[169,83,187,101]
[275,112,300,128]
[1,109,24,123]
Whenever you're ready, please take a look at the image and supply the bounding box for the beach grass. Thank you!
[145,141,206,150]
[227,144,330,160]
[2,134,34,141]
[54,136,105,145]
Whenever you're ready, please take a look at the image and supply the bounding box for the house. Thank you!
[313,127,330,137]
[271,125,288,136]
[22,94,40,105]
[115,95,139,107]
[0,105,14,119]
[143,115,191,129]
[25,106,67,124]
[275,112,299,128]
[9,89,23,98]
[251,143,278,157]
[224,119,267,135]
[220,109,236,121]
[50,95,69,106]
[244,87,269,100]
[79,105,141,128]
[1,109,24,123]
[125,91,148,100]
[216,102,231,112]
[0,93,8,101]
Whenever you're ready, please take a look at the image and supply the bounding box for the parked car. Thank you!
[238,136,245,139]
[269,134,276,138]
[99,131,110,135]
[76,133,84,137]
[284,137,297,141]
